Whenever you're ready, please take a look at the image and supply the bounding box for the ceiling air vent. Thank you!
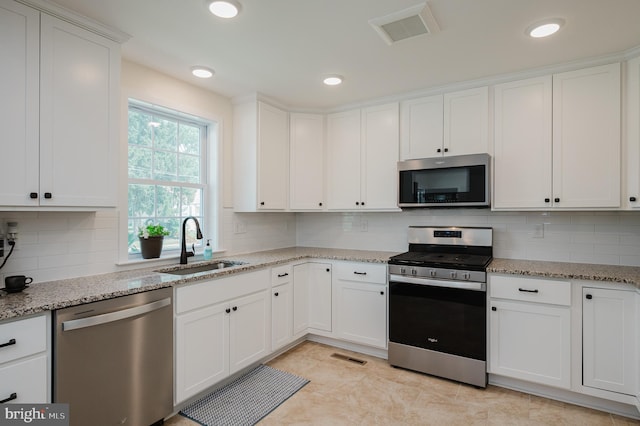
[369,2,440,45]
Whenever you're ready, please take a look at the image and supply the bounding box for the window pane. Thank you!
[153,150,177,181]
[156,185,181,218]
[179,124,200,155]
[128,184,155,217]
[154,117,178,151]
[181,187,202,216]
[178,154,200,183]
[128,110,153,147]
[128,146,152,179]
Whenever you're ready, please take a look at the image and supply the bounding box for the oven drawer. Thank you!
[334,262,386,284]
[489,275,571,306]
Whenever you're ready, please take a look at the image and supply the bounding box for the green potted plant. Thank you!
[138,224,170,259]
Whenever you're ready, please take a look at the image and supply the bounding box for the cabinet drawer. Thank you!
[271,265,292,286]
[176,269,270,314]
[490,275,571,306]
[0,355,48,403]
[334,262,386,284]
[0,315,47,364]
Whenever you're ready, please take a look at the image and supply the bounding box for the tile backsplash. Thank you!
[296,210,640,266]
[2,209,640,283]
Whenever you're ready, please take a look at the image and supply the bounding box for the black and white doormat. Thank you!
[179,365,309,426]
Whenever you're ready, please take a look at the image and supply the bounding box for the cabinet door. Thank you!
[308,263,332,332]
[400,95,443,159]
[257,102,288,209]
[290,113,324,210]
[292,263,310,335]
[0,1,40,207]
[334,280,387,349]
[40,14,119,207]
[0,356,48,404]
[175,303,229,403]
[626,57,640,208]
[493,76,553,209]
[271,283,293,351]
[443,86,489,156]
[327,109,362,209]
[361,103,399,210]
[552,63,621,208]
[229,290,270,374]
[489,300,570,389]
[583,287,637,395]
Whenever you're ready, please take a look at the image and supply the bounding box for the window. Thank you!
[127,101,209,256]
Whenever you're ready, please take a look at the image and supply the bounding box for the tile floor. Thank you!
[165,341,640,425]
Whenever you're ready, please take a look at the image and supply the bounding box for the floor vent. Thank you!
[330,353,367,365]
[369,2,440,45]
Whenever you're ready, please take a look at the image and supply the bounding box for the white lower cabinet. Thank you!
[489,275,571,389]
[174,269,270,404]
[271,264,294,351]
[582,287,637,395]
[333,262,387,349]
[293,262,332,334]
[0,314,49,403]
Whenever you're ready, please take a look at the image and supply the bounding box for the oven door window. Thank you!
[399,165,486,204]
[389,281,486,361]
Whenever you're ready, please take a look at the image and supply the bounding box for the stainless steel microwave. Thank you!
[398,153,490,208]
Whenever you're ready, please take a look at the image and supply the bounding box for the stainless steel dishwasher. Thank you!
[53,287,173,426]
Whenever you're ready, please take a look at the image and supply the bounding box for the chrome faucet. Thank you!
[180,216,203,264]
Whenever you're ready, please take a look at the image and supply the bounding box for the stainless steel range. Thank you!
[387,226,493,388]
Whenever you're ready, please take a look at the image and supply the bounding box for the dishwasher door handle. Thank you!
[62,297,171,331]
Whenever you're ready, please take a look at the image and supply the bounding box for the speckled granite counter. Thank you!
[0,247,398,321]
[488,258,640,289]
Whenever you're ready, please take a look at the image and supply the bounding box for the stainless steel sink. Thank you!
[157,260,246,276]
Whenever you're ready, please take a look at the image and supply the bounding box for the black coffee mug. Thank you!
[5,275,33,290]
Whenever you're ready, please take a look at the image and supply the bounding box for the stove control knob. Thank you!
[411,268,418,276]
[450,271,457,279]
[429,270,437,277]
[462,272,471,280]
[399,267,407,275]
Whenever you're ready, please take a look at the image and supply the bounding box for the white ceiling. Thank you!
[49,0,640,110]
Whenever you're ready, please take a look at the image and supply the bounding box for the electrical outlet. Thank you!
[533,224,544,238]
[0,237,4,258]
[360,220,368,232]
[6,221,18,242]
[234,221,246,234]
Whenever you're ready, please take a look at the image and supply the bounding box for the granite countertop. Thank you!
[0,247,398,321]
[488,258,640,289]
[3,248,640,321]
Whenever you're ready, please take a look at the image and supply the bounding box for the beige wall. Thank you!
[120,59,234,208]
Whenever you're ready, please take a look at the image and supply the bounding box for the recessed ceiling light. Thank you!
[206,0,241,18]
[527,18,564,38]
[323,75,343,86]
[191,66,215,78]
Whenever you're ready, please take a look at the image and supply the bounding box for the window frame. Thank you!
[125,99,212,261]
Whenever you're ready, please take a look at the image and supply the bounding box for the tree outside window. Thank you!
[127,103,207,256]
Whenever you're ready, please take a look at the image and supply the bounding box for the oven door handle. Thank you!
[389,274,486,291]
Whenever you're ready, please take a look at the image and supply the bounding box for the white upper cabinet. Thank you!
[233,100,289,211]
[443,87,489,156]
[493,63,621,209]
[494,76,553,209]
[626,57,640,208]
[552,63,620,208]
[289,113,324,210]
[327,103,399,210]
[0,1,120,208]
[400,87,488,160]
[400,94,443,159]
